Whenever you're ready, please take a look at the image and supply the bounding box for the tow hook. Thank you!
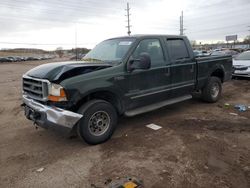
[33,121,39,129]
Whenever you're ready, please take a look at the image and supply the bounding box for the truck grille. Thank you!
[23,76,49,101]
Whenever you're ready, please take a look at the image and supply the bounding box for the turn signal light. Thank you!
[48,84,67,102]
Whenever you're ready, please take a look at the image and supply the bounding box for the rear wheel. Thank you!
[201,76,222,103]
[77,100,117,145]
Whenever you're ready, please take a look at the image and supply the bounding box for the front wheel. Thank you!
[201,76,222,103]
[77,100,117,145]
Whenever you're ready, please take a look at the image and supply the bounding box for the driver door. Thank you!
[125,38,171,110]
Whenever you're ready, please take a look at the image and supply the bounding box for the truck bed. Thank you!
[196,55,232,89]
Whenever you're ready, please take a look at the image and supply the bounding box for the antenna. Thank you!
[125,2,131,36]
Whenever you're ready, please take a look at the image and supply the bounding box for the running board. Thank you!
[124,95,192,117]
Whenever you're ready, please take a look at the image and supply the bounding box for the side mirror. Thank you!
[128,52,151,72]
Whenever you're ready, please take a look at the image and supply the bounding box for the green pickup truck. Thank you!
[22,35,232,144]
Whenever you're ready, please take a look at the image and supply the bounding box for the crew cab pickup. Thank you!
[22,35,232,144]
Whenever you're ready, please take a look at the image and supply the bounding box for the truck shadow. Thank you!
[115,98,201,134]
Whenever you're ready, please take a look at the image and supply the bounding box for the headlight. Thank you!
[48,83,67,102]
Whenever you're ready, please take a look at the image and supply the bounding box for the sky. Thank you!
[0,0,249,50]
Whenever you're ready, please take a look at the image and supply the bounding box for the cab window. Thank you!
[132,39,165,68]
[166,38,190,62]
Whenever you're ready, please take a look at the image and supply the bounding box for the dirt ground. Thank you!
[0,60,250,188]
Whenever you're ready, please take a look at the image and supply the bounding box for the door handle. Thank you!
[114,76,125,81]
[190,64,195,73]
[165,68,170,76]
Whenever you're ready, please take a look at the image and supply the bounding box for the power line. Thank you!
[1,0,249,24]
[0,0,249,44]
[0,1,124,24]
[0,41,87,46]
[188,30,249,39]
[0,0,249,34]
[125,2,131,36]
[0,3,120,18]
[0,0,122,12]
[190,0,250,11]
[185,10,250,27]
[185,5,250,22]
[186,23,250,34]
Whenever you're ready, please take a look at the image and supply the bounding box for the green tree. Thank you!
[55,47,64,58]
[243,36,250,44]
[190,40,197,47]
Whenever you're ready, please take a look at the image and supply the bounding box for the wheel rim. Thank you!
[211,82,220,98]
[88,111,110,136]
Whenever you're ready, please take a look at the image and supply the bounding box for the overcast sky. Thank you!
[0,0,249,50]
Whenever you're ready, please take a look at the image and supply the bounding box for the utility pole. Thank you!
[180,11,185,35]
[125,2,131,36]
[248,26,250,48]
[75,23,78,61]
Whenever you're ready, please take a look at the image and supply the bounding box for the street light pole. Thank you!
[248,26,250,48]
[75,23,78,61]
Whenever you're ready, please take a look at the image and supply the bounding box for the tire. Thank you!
[201,76,222,103]
[77,100,117,145]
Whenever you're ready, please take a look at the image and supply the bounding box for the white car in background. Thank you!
[233,51,250,77]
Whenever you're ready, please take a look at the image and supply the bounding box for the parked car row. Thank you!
[194,48,250,58]
[70,53,86,60]
[210,50,239,57]
[232,50,250,78]
[0,55,55,63]
[193,50,211,57]
[194,48,250,78]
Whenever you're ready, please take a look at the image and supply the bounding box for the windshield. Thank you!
[235,51,250,60]
[83,38,135,63]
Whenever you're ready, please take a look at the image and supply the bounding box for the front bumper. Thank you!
[232,66,250,77]
[232,70,250,78]
[232,74,250,78]
[22,95,83,133]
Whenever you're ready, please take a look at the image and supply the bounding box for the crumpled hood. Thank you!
[25,61,112,83]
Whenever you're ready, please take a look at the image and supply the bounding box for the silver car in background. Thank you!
[233,51,250,78]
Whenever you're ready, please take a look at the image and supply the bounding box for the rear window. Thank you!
[166,39,190,61]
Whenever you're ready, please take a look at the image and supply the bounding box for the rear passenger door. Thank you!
[166,38,196,97]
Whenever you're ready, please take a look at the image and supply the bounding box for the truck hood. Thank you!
[25,61,112,83]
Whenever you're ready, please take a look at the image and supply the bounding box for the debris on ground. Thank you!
[224,103,230,108]
[36,167,45,173]
[196,134,201,140]
[234,104,248,112]
[229,112,238,116]
[146,123,162,130]
[104,177,143,188]
[204,165,209,169]
[2,62,250,188]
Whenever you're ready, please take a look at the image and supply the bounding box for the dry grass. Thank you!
[0,51,42,57]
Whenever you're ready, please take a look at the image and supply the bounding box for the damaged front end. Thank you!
[23,95,83,134]
[22,61,112,134]
[24,61,112,83]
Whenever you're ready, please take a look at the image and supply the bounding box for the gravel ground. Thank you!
[0,60,250,188]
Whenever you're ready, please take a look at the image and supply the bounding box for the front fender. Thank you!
[63,79,124,113]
